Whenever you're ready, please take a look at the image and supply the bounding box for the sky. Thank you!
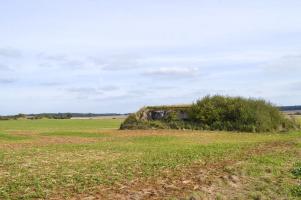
[0,0,301,115]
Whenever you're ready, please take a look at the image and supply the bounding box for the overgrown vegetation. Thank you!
[189,95,299,132]
[120,114,200,130]
[291,163,301,197]
[120,95,300,132]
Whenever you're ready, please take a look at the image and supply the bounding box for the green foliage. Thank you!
[120,114,152,129]
[121,95,300,132]
[291,185,301,197]
[119,114,137,129]
[189,95,299,132]
[165,111,179,122]
[120,113,199,130]
[121,119,169,130]
[292,164,301,178]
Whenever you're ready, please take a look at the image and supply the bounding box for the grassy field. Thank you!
[0,119,300,199]
[0,119,123,132]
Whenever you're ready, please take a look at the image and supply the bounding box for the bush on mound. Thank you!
[189,95,299,132]
[120,95,300,132]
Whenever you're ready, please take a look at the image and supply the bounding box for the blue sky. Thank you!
[0,0,301,114]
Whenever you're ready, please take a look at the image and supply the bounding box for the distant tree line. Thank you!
[0,113,72,120]
[0,113,125,120]
[279,105,301,111]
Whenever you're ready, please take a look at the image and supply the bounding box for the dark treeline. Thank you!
[0,113,126,120]
[279,106,301,111]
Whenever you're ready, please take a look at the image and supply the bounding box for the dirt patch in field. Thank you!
[96,129,200,137]
[0,136,98,149]
[66,141,296,200]
[5,130,40,136]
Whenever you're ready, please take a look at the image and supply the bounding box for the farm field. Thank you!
[0,119,300,199]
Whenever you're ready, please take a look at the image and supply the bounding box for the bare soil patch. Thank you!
[0,136,98,149]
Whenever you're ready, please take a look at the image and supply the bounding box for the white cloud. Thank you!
[0,78,15,84]
[143,67,199,77]
[0,48,22,58]
[37,53,67,62]
[264,54,301,72]
[0,64,11,71]
[99,85,119,91]
[90,55,140,71]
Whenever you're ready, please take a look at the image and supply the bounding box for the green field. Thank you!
[0,119,300,199]
[0,119,123,132]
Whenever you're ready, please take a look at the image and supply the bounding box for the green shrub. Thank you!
[120,114,138,129]
[292,164,301,178]
[120,114,168,130]
[189,95,299,132]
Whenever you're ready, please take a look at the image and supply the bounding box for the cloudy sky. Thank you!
[1,0,301,114]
